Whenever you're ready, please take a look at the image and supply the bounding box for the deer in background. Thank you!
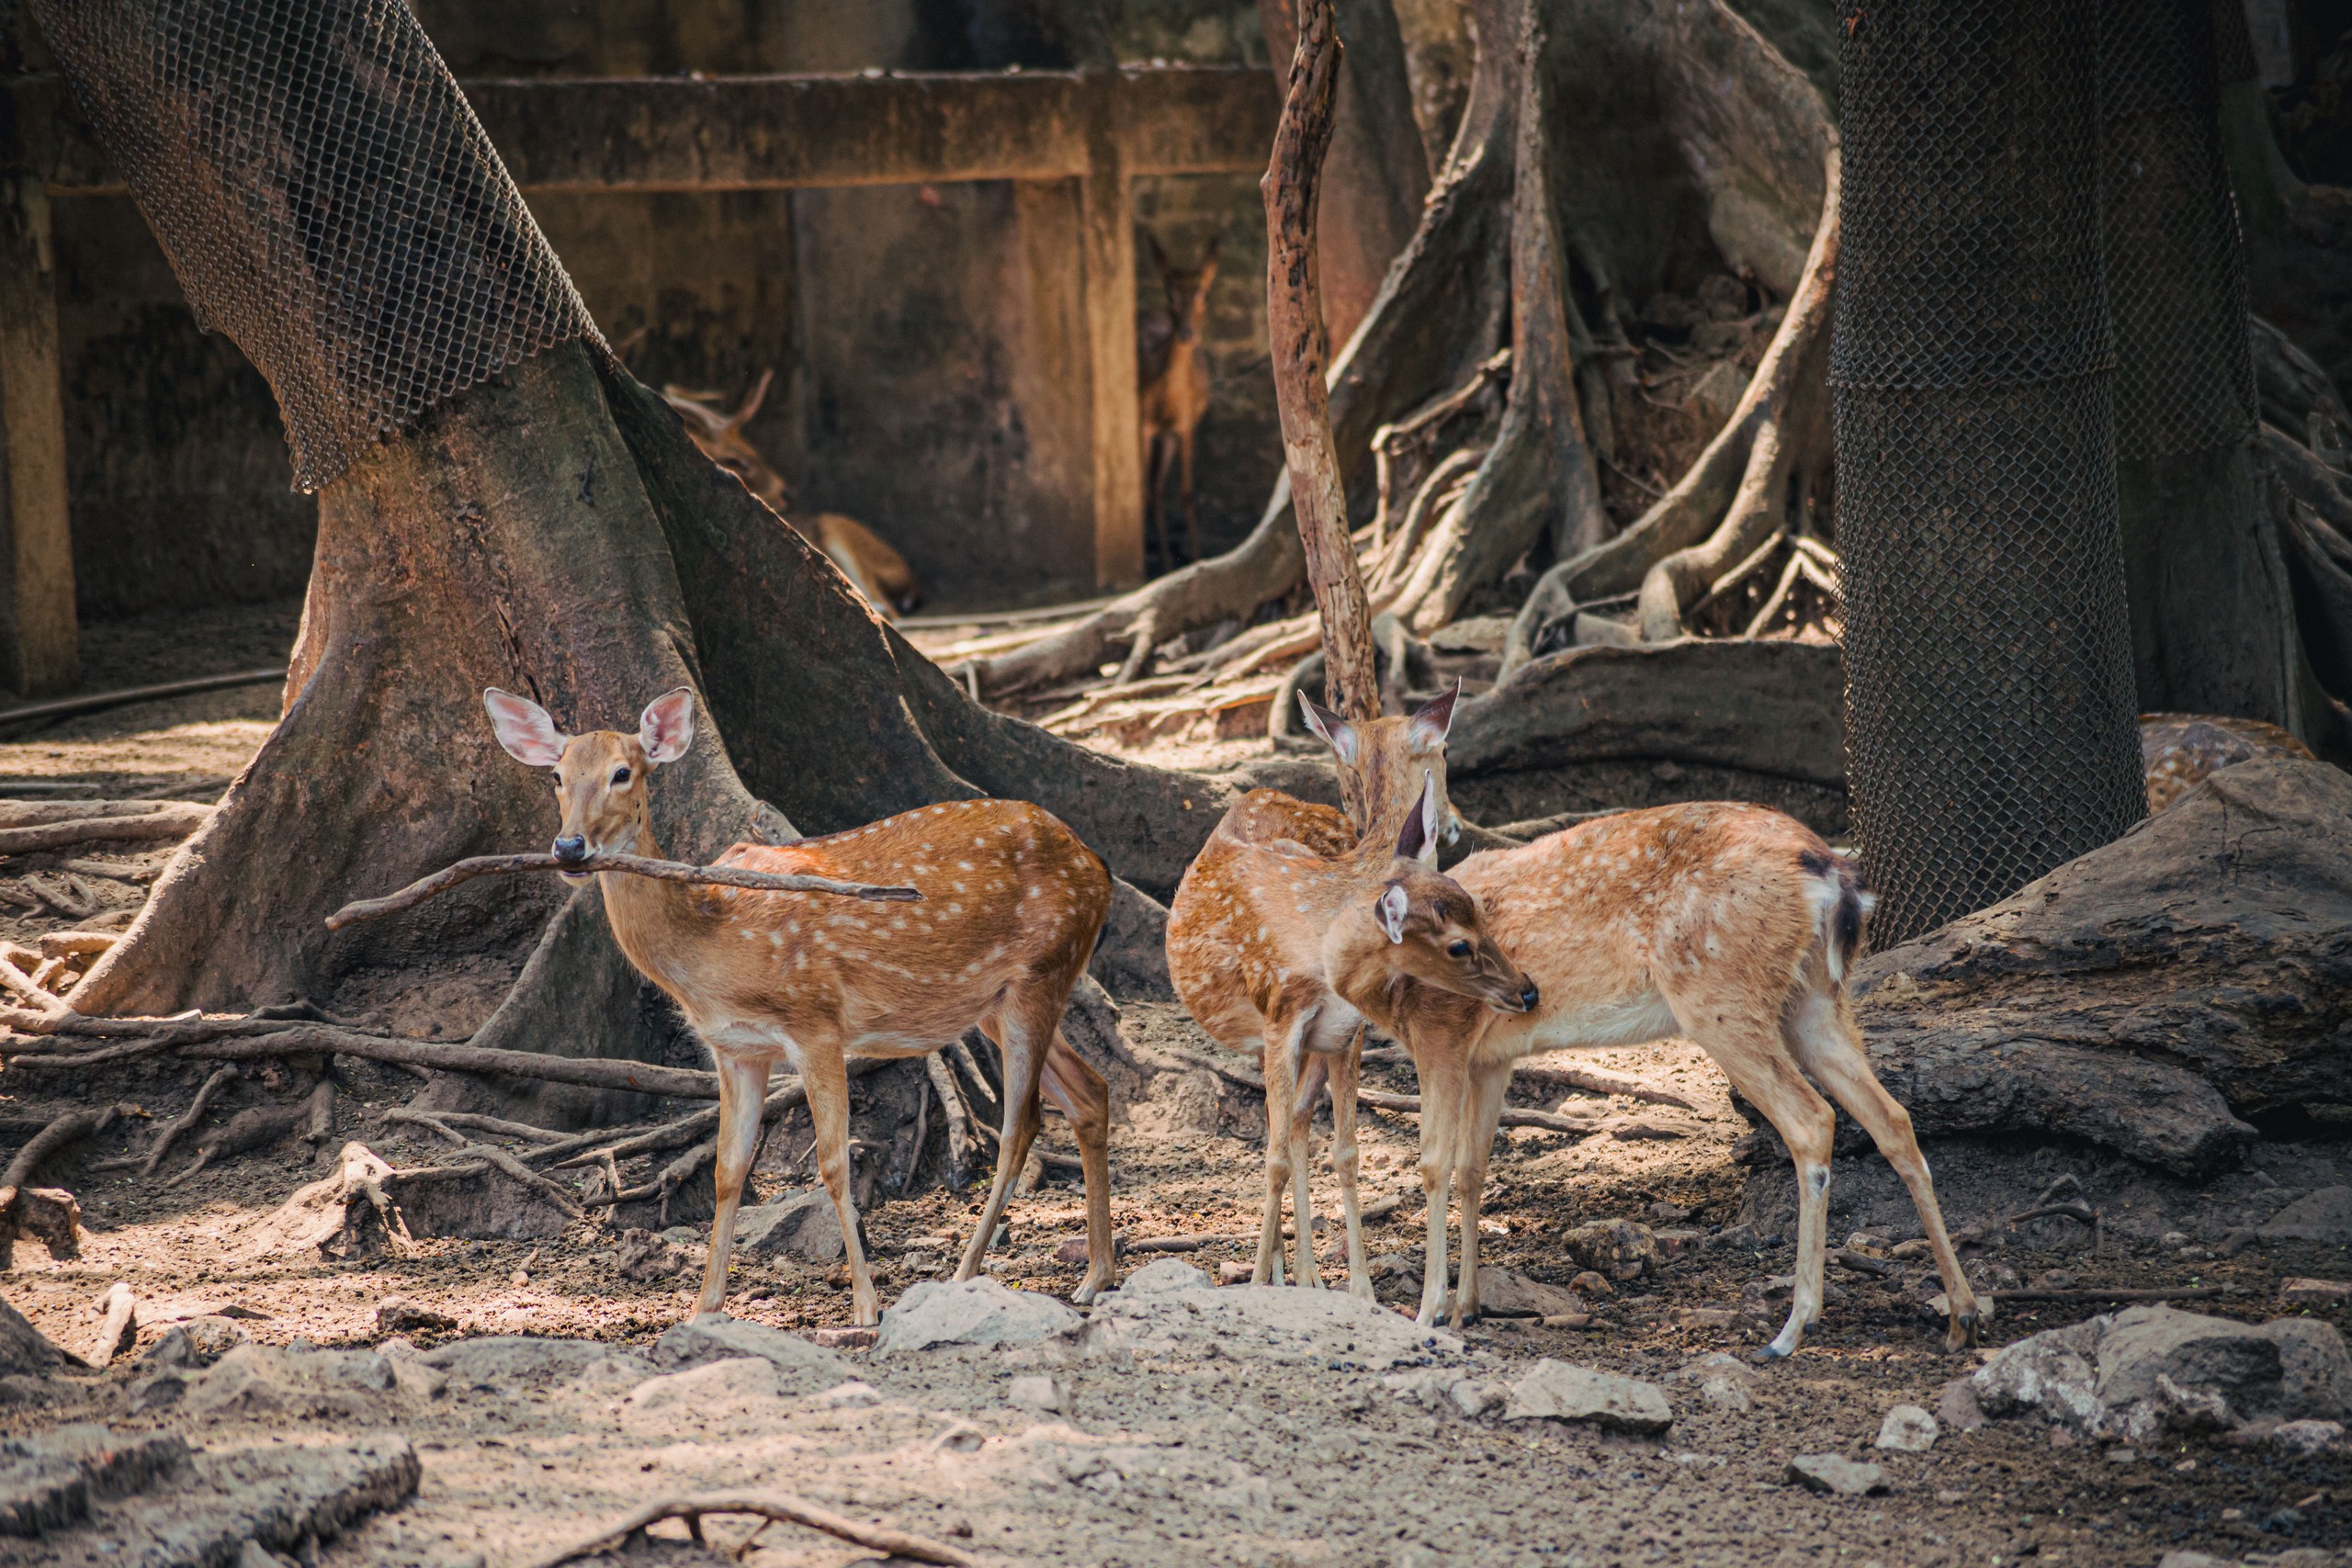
[1137,232,1220,571]
[485,686,1117,1325]
[1310,735,1983,1354]
[660,372,923,618]
[2139,712,2313,814]
[1167,687,1535,1294]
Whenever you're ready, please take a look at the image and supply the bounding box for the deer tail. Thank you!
[1798,847,1875,987]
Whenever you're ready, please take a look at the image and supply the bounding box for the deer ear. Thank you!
[1393,772,1440,865]
[484,688,568,768]
[1374,884,1410,944]
[1297,694,1357,765]
[638,687,696,764]
[724,367,775,433]
[1408,679,1461,749]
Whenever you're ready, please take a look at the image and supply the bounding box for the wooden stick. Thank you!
[1264,0,1381,757]
[401,1110,568,1145]
[133,1065,238,1177]
[324,852,921,931]
[1354,1087,1596,1134]
[520,1491,975,1568]
[382,1111,586,1218]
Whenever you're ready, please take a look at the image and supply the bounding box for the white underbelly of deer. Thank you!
[1499,988,1679,1060]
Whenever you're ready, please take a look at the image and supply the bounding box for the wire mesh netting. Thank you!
[2102,0,2256,462]
[28,0,601,492]
[1832,0,2146,944]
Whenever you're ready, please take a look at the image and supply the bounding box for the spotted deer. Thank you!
[484,686,1115,1325]
[2139,712,2313,814]
[1313,760,1982,1355]
[660,373,922,616]
[1167,689,1534,1293]
[1137,232,1220,570]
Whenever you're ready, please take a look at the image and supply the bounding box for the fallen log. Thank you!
[324,851,919,931]
[522,1491,975,1568]
[1852,757,2352,1176]
[0,803,214,856]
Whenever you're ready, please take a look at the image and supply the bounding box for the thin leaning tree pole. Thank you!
[1264,0,1384,786]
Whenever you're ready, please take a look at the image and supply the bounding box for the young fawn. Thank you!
[485,687,1115,1325]
[1317,764,1981,1353]
[661,372,922,616]
[1136,232,1219,570]
[1168,693,1535,1294]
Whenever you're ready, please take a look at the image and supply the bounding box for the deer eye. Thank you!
[610,766,632,786]
[1448,941,1471,958]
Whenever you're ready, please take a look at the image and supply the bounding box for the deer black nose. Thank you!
[553,835,589,864]
[1519,982,1540,1011]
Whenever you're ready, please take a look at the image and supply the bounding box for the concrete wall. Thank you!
[40,0,1284,619]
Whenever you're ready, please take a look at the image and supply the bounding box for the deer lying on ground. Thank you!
[661,373,922,617]
[1137,233,1219,570]
[2139,712,2313,814]
[485,686,1115,1325]
[1309,741,1981,1354]
[1167,689,1534,1294]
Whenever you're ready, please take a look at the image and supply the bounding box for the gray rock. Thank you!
[375,1296,455,1336]
[1560,1221,1661,1282]
[2272,1418,2344,1453]
[184,1344,402,1419]
[875,1278,1083,1356]
[18,1436,414,1568]
[0,1426,188,1535]
[1785,1453,1886,1495]
[1874,1403,1939,1451]
[2259,1186,2352,1246]
[0,1296,75,1378]
[1120,1258,1209,1293]
[1971,1306,2352,1438]
[623,1356,791,1425]
[735,1190,849,1263]
[1500,1359,1674,1435]
[1935,1377,1984,1433]
[1006,1373,1067,1414]
[1475,1267,1588,1318]
[651,1314,853,1389]
[1083,1277,1460,1368]
[1668,1352,1756,1414]
[421,1337,645,1391]
[139,1318,247,1372]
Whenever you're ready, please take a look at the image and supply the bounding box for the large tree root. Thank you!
[522,1492,975,1568]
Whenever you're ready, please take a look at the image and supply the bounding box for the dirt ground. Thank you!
[3,603,2349,1568]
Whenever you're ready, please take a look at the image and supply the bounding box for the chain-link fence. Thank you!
[1832,0,2146,945]
[28,0,601,493]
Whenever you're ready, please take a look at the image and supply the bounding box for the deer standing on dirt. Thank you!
[1167,689,1535,1293]
[661,373,922,617]
[1308,743,1982,1355]
[1137,233,1220,571]
[485,687,1116,1325]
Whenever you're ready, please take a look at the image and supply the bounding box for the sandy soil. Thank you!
[2,603,2348,1567]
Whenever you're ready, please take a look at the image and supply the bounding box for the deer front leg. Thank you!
[1447,1062,1512,1325]
[1042,1030,1117,1305]
[1253,1015,1304,1286]
[1176,428,1198,565]
[1329,1026,1373,1300]
[694,1053,774,1316]
[1411,1063,1467,1327]
[798,1047,882,1325]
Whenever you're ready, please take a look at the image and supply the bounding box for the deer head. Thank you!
[1340,774,1535,1016]
[485,688,696,880]
[1147,231,1220,338]
[1298,682,1460,840]
[662,371,791,513]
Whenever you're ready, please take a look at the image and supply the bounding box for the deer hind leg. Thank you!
[955,1005,1052,1291]
[1143,433,1172,573]
[1328,1026,1373,1300]
[1289,1050,1331,1288]
[1444,1062,1512,1326]
[1786,982,1981,1350]
[1680,1004,1836,1359]
[694,1054,775,1316]
[1253,1013,1306,1286]
[1042,1029,1117,1305]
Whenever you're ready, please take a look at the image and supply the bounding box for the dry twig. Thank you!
[519,1490,975,1568]
[325,851,919,931]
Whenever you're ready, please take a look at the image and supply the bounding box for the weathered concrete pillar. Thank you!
[0,174,79,696]
[1079,75,1145,590]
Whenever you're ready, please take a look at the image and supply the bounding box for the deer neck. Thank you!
[593,807,700,979]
